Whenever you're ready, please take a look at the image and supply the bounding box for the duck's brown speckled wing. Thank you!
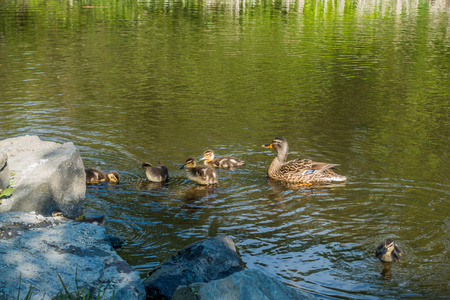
[279,159,313,174]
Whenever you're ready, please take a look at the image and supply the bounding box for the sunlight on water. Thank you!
[1,0,449,298]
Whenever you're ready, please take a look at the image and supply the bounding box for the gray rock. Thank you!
[173,269,319,300]
[0,212,145,300]
[0,152,9,191]
[143,236,244,299]
[0,135,85,218]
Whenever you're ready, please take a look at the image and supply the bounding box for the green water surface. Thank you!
[1,0,449,298]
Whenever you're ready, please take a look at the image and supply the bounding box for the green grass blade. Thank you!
[57,273,74,300]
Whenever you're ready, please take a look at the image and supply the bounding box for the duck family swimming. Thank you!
[86,137,347,186]
[85,140,405,268]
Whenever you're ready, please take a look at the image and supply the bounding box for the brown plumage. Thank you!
[142,162,169,182]
[85,168,120,184]
[199,150,245,169]
[262,137,347,184]
[180,157,218,185]
[375,239,403,262]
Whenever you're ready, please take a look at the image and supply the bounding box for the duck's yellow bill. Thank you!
[262,144,273,148]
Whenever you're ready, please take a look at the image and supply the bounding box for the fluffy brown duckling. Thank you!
[262,137,347,184]
[199,150,245,169]
[142,162,169,182]
[375,239,404,262]
[180,157,218,185]
[85,168,120,184]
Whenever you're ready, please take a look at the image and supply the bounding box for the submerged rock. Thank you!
[143,236,244,299]
[0,212,145,300]
[0,135,85,218]
[172,269,319,300]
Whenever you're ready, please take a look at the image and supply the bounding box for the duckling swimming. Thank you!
[76,214,106,226]
[375,239,403,262]
[85,168,120,184]
[180,157,218,185]
[52,210,106,226]
[142,162,169,182]
[200,150,245,169]
[262,137,347,184]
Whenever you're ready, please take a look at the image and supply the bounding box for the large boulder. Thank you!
[143,236,244,299]
[0,135,85,218]
[172,269,319,300]
[0,152,9,191]
[0,212,145,300]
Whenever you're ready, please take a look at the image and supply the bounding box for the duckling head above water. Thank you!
[375,238,403,262]
[85,168,120,184]
[180,157,218,185]
[52,210,106,226]
[142,162,169,183]
[199,150,245,169]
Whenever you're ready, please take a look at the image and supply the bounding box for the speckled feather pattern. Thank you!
[185,165,218,185]
[375,239,403,262]
[142,162,169,183]
[206,156,245,168]
[182,158,218,185]
[85,168,120,184]
[201,150,245,169]
[264,137,347,184]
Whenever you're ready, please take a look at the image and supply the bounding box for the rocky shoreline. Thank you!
[0,136,318,299]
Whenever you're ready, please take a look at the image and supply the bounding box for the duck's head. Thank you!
[199,150,215,162]
[142,162,153,169]
[262,137,288,152]
[380,239,396,255]
[52,210,64,217]
[107,171,120,183]
[180,158,197,169]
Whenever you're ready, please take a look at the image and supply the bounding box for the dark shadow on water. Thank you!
[380,262,393,280]
[180,185,218,210]
[139,180,168,191]
[267,178,347,192]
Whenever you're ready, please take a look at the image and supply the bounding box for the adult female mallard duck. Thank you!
[375,239,403,262]
[180,157,218,185]
[85,168,120,184]
[262,137,347,184]
[200,150,245,169]
[142,162,169,182]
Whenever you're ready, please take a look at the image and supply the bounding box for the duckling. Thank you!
[142,162,169,182]
[262,137,347,184]
[180,157,218,185]
[375,239,403,262]
[52,210,64,217]
[52,210,106,226]
[76,214,106,226]
[199,150,245,169]
[85,168,120,184]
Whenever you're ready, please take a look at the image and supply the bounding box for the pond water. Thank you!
[1,0,449,298]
